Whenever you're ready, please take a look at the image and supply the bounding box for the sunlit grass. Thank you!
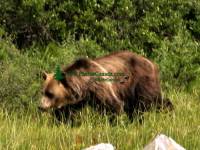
[0,90,199,150]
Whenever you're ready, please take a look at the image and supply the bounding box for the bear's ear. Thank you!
[42,71,48,80]
[74,58,90,69]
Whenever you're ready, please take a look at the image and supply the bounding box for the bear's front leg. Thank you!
[110,100,124,114]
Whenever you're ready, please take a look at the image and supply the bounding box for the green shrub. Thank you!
[0,0,200,92]
[1,0,199,51]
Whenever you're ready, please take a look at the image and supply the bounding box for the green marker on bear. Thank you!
[54,65,64,81]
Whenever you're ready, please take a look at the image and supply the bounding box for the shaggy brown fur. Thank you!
[39,51,173,118]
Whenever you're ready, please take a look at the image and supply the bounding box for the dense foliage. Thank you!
[0,1,200,49]
[0,0,200,109]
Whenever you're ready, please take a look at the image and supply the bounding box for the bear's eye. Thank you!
[45,91,54,99]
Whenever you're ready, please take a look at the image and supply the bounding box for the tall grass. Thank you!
[0,89,199,150]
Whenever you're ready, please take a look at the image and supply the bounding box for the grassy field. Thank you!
[0,85,199,149]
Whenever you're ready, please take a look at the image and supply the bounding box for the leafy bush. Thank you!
[0,0,199,49]
[0,0,200,92]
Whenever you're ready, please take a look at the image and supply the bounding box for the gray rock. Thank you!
[83,143,115,150]
[144,134,186,150]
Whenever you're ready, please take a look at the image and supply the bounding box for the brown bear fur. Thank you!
[39,51,173,119]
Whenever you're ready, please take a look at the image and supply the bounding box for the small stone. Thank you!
[83,143,115,150]
[144,134,186,150]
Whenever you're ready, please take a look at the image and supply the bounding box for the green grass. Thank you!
[0,90,199,150]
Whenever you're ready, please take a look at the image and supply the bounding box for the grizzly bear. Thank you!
[39,51,173,119]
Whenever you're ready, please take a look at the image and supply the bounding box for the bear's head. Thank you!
[39,72,78,111]
[39,59,92,111]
